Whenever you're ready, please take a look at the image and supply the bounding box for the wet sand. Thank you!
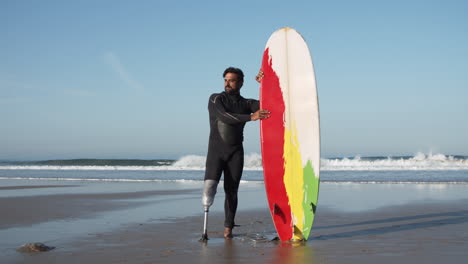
[1,182,468,263]
[0,186,199,229]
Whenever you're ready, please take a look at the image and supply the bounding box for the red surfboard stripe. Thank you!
[260,48,292,241]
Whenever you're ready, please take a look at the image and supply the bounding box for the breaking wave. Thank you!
[0,152,467,171]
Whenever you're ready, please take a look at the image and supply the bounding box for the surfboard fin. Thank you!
[273,203,280,214]
[293,225,305,241]
[310,202,317,214]
[272,203,288,224]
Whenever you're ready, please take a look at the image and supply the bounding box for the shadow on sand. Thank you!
[312,210,468,241]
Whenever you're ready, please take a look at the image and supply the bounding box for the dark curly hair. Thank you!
[223,67,244,82]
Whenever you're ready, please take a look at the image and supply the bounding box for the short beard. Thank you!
[225,87,240,95]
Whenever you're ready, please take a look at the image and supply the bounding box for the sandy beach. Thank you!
[1,180,467,264]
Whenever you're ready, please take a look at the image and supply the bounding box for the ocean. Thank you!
[1,152,467,184]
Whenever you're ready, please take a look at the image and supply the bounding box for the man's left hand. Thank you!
[251,109,270,121]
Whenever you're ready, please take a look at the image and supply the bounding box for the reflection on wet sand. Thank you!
[270,241,317,264]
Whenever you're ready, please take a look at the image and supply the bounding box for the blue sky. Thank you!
[1,0,467,160]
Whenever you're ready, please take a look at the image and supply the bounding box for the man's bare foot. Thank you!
[224,227,233,239]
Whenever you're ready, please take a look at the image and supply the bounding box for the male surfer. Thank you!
[202,67,269,239]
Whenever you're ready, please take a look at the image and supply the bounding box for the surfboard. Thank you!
[260,27,320,241]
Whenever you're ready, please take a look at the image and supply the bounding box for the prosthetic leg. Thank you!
[200,179,218,242]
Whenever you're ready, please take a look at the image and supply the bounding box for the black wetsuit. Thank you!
[205,91,259,228]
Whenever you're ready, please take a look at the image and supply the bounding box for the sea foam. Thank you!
[0,152,467,171]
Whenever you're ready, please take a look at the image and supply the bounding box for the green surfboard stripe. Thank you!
[302,160,320,240]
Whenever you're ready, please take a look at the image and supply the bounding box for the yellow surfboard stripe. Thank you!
[283,121,306,240]
[284,121,319,241]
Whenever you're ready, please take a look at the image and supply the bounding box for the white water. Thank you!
[0,152,467,171]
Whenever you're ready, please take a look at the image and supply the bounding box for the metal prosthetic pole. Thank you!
[199,180,218,242]
[201,206,209,241]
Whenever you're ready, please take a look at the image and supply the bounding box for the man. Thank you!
[202,67,269,239]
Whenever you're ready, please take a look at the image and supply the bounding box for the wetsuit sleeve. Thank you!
[248,99,260,113]
[209,94,252,124]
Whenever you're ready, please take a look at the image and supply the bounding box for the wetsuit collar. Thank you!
[223,91,241,101]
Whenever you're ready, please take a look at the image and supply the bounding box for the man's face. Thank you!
[224,73,243,94]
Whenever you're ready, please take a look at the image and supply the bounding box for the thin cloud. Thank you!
[104,51,144,90]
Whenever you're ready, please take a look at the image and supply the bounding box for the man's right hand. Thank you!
[255,70,264,83]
